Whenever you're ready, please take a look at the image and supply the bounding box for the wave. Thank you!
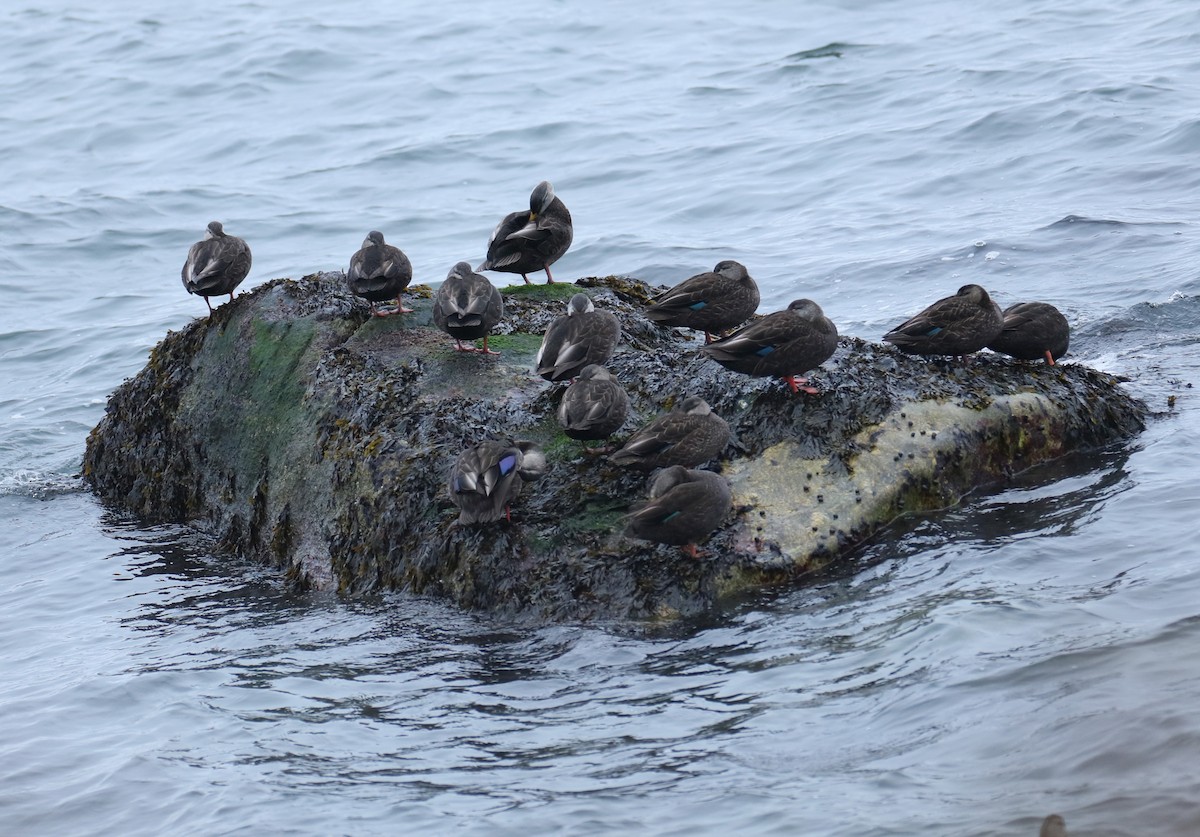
[0,468,84,500]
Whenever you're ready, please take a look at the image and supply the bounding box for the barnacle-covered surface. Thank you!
[83,272,1146,621]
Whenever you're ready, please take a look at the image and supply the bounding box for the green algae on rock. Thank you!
[83,272,1146,621]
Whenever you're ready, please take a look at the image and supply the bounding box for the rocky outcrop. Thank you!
[83,273,1146,621]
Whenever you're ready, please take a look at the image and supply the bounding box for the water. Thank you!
[2,1,1199,834]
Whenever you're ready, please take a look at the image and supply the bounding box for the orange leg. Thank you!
[785,375,820,395]
[374,296,414,317]
[1044,350,1056,366]
[544,265,555,284]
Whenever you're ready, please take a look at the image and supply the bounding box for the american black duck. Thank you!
[700,298,838,394]
[1039,814,1067,837]
[987,301,1070,365]
[882,283,1003,357]
[557,364,629,445]
[432,261,504,354]
[347,230,413,316]
[447,440,546,525]
[624,465,732,558]
[181,221,252,315]
[477,180,573,284]
[609,396,730,471]
[645,260,760,343]
[535,293,621,382]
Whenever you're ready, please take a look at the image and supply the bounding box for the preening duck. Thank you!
[477,180,573,284]
[447,440,546,525]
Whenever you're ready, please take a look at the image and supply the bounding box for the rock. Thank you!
[82,272,1146,621]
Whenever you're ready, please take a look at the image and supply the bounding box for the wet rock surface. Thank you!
[83,272,1146,621]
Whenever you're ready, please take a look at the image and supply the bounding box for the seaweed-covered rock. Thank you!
[83,272,1146,621]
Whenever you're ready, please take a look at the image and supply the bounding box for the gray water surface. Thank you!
[2,2,1199,834]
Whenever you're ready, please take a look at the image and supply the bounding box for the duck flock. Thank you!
[179,181,1072,558]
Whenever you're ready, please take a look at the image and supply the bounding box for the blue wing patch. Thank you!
[688,301,707,310]
[755,345,776,356]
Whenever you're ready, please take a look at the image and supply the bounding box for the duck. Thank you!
[181,221,252,315]
[609,396,730,471]
[536,293,621,382]
[882,283,1003,357]
[645,260,760,343]
[432,261,505,354]
[477,180,573,284]
[699,299,838,394]
[1039,814,1067,837]
[625,465,732,558]
[447,440,546,524]
[558,364,629,445]
[347,230,413,316]
[987,301,1070,365]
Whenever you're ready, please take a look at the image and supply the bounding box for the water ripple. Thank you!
[4,0,1200,834]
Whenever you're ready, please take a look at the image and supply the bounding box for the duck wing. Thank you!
[701,313,792,364]
[645,274,715,322]
[349,245,411,297]
[182,237,251,295]
[612,412,686,460]
[559,380,628,435]
[884,295,972,343]
[536,312,619,381]
[480,210,530,270]
[625,474,731,544]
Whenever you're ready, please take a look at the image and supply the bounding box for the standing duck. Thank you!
[448,440,547,524]
[477,180,573,284]
[645,260,760,343]
[181,221,252,315]
[432,261,505,354]
[347,230,413,316]
[700,299,838,394]
[882,283,1003,357]
[609,396,730,471]
[536,293,621,382]
[625,466,732,558]
[558,364,629,446]
[987,301,1070,365]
